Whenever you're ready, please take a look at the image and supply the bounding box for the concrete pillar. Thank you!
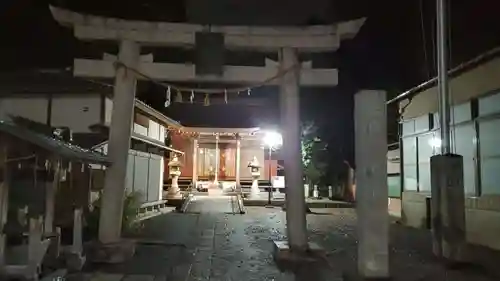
[430,154,466,261]
[235,137,241,188]
[354,90,389,279]
[214,135,219,183]
[99,40,140,244]
[279,47,308,251]
[192,138,198,189]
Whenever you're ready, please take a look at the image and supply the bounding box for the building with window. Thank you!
[0,74,181,204]
[393,47,500,250]
[169,126,277,186]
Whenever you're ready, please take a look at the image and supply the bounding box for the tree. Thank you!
[301,122,328,186]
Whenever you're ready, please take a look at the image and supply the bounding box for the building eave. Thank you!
[388,46,500,105]
[183,126,261,135]
[134,99,182,128]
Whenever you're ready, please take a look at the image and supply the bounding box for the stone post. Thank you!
[279,47,308,251]
[44,160,60,234]
[99,39,140,244]
[72,209,83,255]
[328,185,333,199]
[235,137,241,189]
[354,90,389,279]
[214,135,219,183]
[67,208,86,271]
[192,138,198,189]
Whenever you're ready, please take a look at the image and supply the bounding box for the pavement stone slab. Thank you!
[75,202,499,281]
[89,273,124,281]
[122,274,155,281]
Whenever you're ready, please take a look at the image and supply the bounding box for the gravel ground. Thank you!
[67,202,499,281]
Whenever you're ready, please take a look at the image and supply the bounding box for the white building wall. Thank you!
[399,72,500,251]
[148,119,160,140]
[51,95,101,132]
[94,143,164,204]
[126,150,163,203]
[401,57,500,119]
[159,125,165,143]
[133,123,148,136]
[0,97,48,124]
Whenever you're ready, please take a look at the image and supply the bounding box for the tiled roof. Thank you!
[0,121,110,165]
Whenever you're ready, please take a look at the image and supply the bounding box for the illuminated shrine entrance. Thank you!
[197,143,236,181]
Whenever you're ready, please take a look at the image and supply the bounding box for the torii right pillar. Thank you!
[347,90,390,280]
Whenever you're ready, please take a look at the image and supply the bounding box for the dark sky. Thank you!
[1,0,500,165]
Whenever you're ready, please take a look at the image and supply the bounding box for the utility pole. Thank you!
[430,0,466,263]
[437,0,451,153]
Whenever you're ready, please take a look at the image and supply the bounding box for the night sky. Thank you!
[1,0,500,166]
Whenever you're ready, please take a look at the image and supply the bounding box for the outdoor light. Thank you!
[428,137,442,148]
[263,131,283,149]
[262,131,283,207]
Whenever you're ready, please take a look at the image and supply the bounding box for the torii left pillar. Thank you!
[99,40,140,245]
[274,47,318,264]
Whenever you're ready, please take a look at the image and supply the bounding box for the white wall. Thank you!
[125,150,163,203]
[148,119,160,140]
[159,124,165,143]
[133,123,148,136]
[132,118,165,143]
[0,95,104,133]
[0,97,48,123]
[93,143,164,204]
[51,96,101,132]
[401,57,500,119]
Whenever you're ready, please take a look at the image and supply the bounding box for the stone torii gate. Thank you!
[49,7,387,276]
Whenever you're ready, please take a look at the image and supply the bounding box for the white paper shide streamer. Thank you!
[164,86,171,107]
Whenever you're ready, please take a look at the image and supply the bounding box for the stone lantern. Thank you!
[247,156,261,198]
[167,155,183,198]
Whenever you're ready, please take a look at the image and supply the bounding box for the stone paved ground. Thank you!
[66,201,499,281]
